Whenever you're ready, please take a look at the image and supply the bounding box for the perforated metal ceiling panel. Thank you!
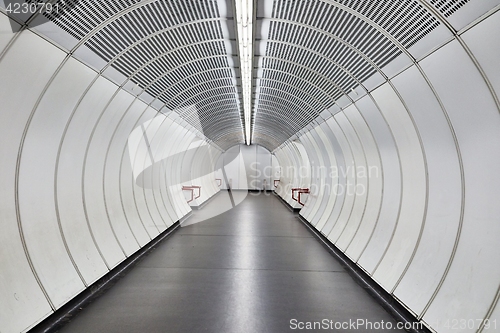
[44,0,244,150]
[429,0,472,18]
[252,0,442,150]
[33,0,471,151]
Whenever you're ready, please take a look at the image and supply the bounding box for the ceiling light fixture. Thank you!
[235,0,253,145]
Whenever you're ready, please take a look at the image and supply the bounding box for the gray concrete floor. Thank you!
[57,192,404,333]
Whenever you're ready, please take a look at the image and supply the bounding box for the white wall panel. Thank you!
[84,89,134,265]
[155,136,178,228]
[274,143,301,207]
[120,143,156,243]
[420,40,500,332]
[180,139,202,193]
[391,65,463,315]
[130,115,167,234]
[271,154,280,190]
[279,143,294,197]
[57,76,117,282]
[462,10,500,98]
[356,95,401,273]
[301,131,327,223]
[183,140,219,206]
[182,140,202,204]
[132,118,161,231]
[293,141,311,191]
[194,144,221,204]
[298,133,320,220]
[273,150,284,196]
[0,30,60,333]
[273,149,287,198]
[313,122,339,231]
[214,149,225,189]
[323,116,355,241]
[277,149,291,201]
[165,124,186,218]
[144,114,177,228]
[343,105,383,261]
[309,130,328,221]
[177,128,198,215]
[104,99,149,248]
[207,147,222,192]
[211,148,223,193]
[307,128,334,226]
[334,110,369,252]
[318,119,346,234]
[141,115,177,230]
[166,121,197,217]
[168,125,195,218]
[19,57,96,308]
[284,142,310,209]
[129,119,153,181]
[119,108,160,242]
[370,83,427,291]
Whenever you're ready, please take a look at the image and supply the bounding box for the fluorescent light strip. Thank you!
[235,0,253,145]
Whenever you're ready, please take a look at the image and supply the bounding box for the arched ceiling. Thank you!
[35,0,470,151]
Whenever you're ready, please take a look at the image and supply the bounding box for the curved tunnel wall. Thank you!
[274,141,311,208]
[0,12,221,332]
[274,8,500,333]
[1,1,500,333]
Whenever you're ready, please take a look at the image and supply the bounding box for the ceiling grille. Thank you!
[429,0,472,18]
[44,0,244,150]
[37,0,445,151]
[252,0,441,150]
